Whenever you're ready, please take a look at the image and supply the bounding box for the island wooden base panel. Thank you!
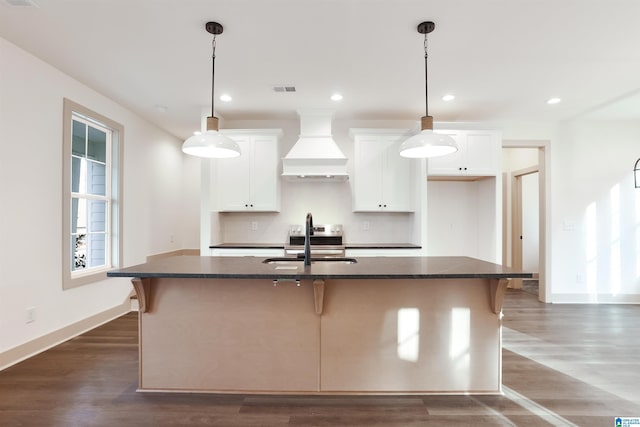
[139,278,501,394]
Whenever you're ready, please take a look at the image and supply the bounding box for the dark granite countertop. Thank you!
[107,255,532,280]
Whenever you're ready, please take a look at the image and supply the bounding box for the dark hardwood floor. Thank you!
[1,290,639,426]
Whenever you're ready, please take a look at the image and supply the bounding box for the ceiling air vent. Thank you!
[5,0,39,6]
[272,85,296,93]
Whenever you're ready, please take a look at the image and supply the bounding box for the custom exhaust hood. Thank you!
[282,110,348,181]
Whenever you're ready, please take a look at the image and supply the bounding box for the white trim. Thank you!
[146,249,200,262]
[0,301,131,371]
[550,293,640,304]
[62,98,124,290]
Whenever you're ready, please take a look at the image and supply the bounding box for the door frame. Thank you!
[502,141,549,302]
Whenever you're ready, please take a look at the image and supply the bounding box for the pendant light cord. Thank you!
[211,35,217,118]
[424,33,429,117]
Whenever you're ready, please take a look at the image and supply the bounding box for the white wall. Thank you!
[0,37,197,365]
[426,178,499,263]
[550,120,640,302]
[521,172,540,272]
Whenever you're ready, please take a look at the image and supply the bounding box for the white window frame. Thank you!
[62,99,124,289]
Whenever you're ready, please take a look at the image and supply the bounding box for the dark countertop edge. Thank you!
[209,244,422,250]
[345,244,422,249]
[107,272,532,279]
[210,244,285,249]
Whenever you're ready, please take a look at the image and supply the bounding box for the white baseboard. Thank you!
[550,293,640,304]
[146,248,200,262]
[0,300,131,371]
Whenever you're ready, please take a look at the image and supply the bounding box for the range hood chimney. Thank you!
[282,109,348,181]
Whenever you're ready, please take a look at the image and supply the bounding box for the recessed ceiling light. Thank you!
[331,93,343,101]
[546,97,561,105]
[442,94,455,101]
[219,94,232,102]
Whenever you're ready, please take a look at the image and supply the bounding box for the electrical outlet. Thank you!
[26,307,35,323]
[251,221,258,231]
[363,221,370,231]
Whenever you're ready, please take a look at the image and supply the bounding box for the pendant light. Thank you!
[182,22,240,158]
[399,21,458,158]
[634,158,640,188]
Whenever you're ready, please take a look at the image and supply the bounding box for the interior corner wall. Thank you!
[180,155,202,251]
[550,120,640,302]
[0,37,190,366]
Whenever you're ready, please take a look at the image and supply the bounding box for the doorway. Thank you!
[512,167,540,292]
[502,144,548,302]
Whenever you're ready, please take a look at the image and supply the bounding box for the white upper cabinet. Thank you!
[216,130,282,212]
[350,129,414,212]
[427,130,501,177]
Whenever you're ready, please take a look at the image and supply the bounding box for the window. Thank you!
[62,99,123,289]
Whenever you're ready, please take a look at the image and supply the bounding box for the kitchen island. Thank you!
[108,256,531,395]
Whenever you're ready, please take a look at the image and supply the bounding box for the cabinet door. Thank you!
[465,132,499,175]
[250,136,280,211]
[216,136,252,211]
[353,136,385,211]
[210,248,284,257]
[427,130,500,177]
[381,136,413,211]
[426,132,467,175]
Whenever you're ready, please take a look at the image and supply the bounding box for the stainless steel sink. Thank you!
[262,257,357,264]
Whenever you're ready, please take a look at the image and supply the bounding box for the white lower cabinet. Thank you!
[346,249,422,257]
[350,129,414,212]
[209,248,284,257]
[216,130,282,212]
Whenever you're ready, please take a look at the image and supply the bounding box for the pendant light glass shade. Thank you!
[182,130,240,158]
[182,21,240,159]
[399,21,458,159]
[399,129,458,158]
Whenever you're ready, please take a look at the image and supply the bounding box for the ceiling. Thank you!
[2,0,640,140]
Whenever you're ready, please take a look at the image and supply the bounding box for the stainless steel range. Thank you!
[285,224,345,258]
